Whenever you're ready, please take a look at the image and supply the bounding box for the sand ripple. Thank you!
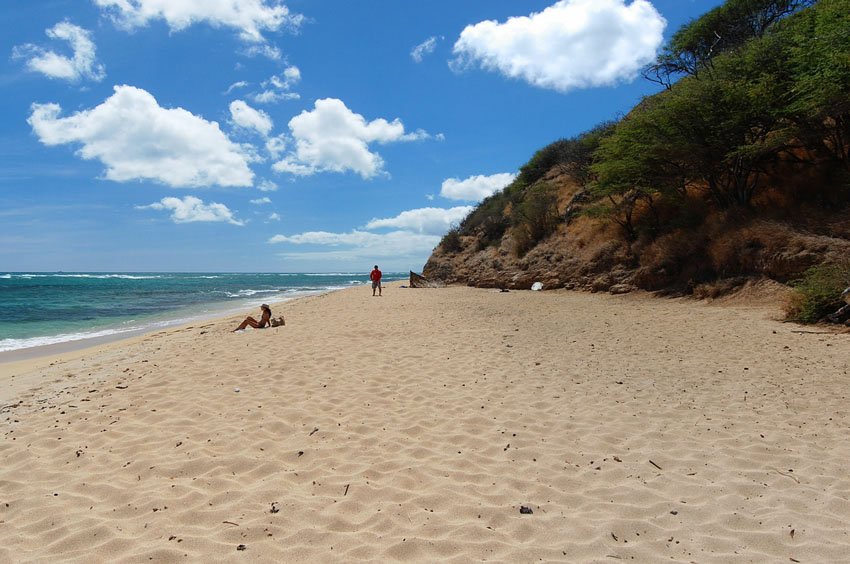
[1,286,849,562]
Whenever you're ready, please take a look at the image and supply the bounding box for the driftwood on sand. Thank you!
[826,287,850,325]
[409,271,444,288]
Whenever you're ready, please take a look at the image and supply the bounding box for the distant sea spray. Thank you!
[0,272,404,353]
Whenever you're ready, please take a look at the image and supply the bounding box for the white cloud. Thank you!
[28,85,254,188]
[411,36,439,63]
[229,100,273,136]
[137,196,244,225]
[451,0,666,92]
[250,197,272,205]
[93,0,303,43]
[12,21,105,82]
[225,80,249,94]
[255,90,299,104]
[441,172,516,201]
[282,66,301,83]
[272,98,431,179]
[253,65,301,104]
[265,134,287,159]
[268,212,281,221]
[242,43,282,60]
[269,229,441,262]
[365,206,473,235]
[268,205,468,268]
[257,179,278,192]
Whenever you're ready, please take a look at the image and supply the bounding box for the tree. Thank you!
[598,30,793,210]
[784,0,850,170]
[511,183,560,255]
[645,0,815,88]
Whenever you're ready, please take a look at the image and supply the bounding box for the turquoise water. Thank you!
[0,272,404,352]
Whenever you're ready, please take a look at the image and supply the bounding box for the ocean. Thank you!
[0,272,404,354]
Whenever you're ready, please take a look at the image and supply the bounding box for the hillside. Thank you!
[424,0,850,318]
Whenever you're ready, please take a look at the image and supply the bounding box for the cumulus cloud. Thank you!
[365,206,473,236]
[28,85,254,188]
[12,21,105,82]
[411,36,439,63]
[257,179,278,192]
[265,135,287,159]
[451,0,665,92]
[93,0,303,43]
[440,172,516,201]
[272,98,432,179]
[254,66,301,104]
[250,197,272,205]
[229,100,273,136]
[268,230,441,263]
[268,212,281,221]
[137,196,244,225]
[268,205,469,267]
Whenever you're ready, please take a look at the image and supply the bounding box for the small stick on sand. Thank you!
[649,460,663,470]
[773,469,800,484]
[343,484,350,496]
[222,521,240,526]
[0,403,21,413]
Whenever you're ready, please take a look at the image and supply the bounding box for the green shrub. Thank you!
[786,261,850,322]
[439,227,463,253]
[512,183,560,256]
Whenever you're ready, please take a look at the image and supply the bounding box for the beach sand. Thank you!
[1,283,849,562]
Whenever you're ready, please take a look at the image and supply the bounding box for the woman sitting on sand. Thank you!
[234,304,273,331]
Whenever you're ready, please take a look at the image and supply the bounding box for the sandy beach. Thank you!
[1,282,849,562]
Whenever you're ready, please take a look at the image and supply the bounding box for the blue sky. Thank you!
[1,0,723,273]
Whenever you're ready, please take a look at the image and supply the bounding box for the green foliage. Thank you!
[782,0,850,169]
[646,0,814,86]
[439,227,463,253]
[458,190,514,247]
[787,262,850,323]
[592,0,836,208]
[511,183,560,256]
[517,124,616,188]
[595,0,817,210]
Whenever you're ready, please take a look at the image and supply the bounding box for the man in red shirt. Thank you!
[370,265,382,296]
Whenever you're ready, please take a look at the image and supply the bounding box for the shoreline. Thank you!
[0,272,406,360]
[1,283,848,561]
[0,286,352,367]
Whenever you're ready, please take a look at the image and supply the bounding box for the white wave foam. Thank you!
[12,273,161,280]
[223,288,294,298]
[0,314,203,353]
[0,326,138,353]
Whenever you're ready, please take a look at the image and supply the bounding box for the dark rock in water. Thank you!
[519,506,533,514]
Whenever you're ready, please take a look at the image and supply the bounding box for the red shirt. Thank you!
[370,269,382,281]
